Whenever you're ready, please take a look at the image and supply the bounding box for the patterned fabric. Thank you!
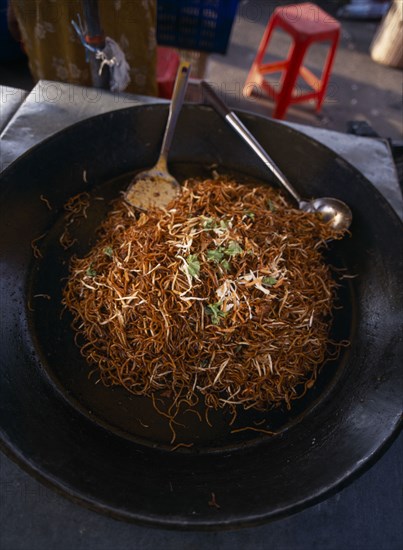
[10,0,157,96]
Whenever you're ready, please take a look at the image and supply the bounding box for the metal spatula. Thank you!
[125,61,191,210]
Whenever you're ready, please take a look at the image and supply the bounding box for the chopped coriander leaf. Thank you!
[225,241,243,257]
[104,246,113,257]
[244,210,255,220]
[263,276,277,286]
[202,217,216,229]
[220,259,231,272]
[206,302,228,325]
[186,254,200,278]
[86,264,97,277]
[219,219,230,229]
[207,247,224,263]
[267,199,276,212]
[202,217,231,231]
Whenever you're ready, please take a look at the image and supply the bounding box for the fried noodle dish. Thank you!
[63,177,346,435]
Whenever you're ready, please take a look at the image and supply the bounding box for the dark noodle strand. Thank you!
[63,177,345,424]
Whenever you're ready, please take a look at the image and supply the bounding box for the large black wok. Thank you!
[0,104,402,529]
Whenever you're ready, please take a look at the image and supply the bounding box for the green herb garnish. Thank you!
[207,241,242,267]
[219,219,230,229]
[263,276,277,286]
[220,259,231,272]
[225,241,243,257]
[267,200,276,212]
[86,264,97,277]
[202,217,231,231]
[244,210,255,220]
[104,246,113,257]
[186,254,200,278]
[206,247,224,263]
[202,217,216,230]
[206,302,228,325]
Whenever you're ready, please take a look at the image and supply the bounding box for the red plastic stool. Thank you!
[157,46,180,98]
[243,2,340,119]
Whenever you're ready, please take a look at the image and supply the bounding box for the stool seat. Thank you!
[275,3,340,37]
[243,2,340,119]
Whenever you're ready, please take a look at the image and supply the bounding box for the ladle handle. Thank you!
[158,61,191,170]
[200,81,302,204]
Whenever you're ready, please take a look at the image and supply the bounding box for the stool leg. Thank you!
[255,13,279,66]
[273,41,308,119]
[316,33,340,112]
[243,14,278,98]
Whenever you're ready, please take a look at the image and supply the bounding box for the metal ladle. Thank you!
[125,61,191,210]
[201,81,352,232]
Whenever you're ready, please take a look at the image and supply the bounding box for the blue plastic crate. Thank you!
[157,0,239,54]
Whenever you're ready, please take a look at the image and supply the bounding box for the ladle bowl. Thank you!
[300,197,353,231]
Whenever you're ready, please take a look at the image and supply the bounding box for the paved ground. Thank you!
[0,0,402,141]
[206,0,402,140]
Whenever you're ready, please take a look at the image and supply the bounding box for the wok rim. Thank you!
[0,103,402,530]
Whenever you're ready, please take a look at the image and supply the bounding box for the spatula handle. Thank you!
[200,80,231,118]
[158,62,191,168]
[200,80,302,204]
